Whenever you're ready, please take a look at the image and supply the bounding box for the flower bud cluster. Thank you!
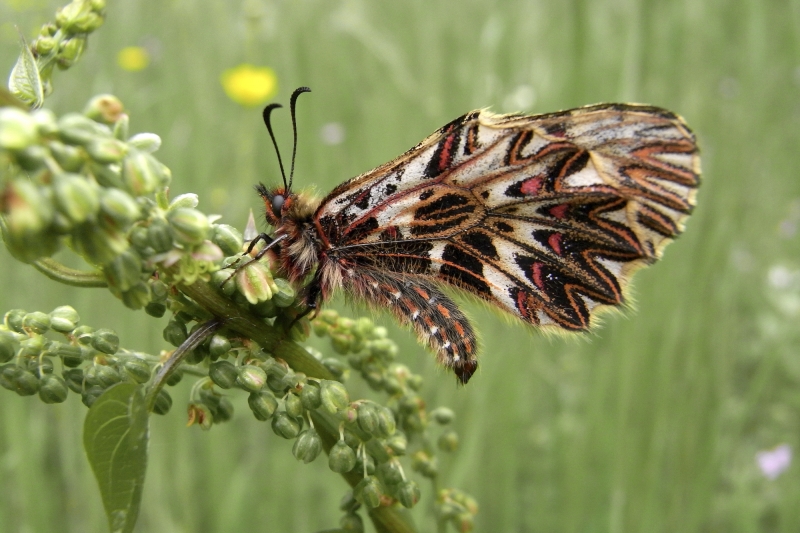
[313,309,477,520]
[0,98,236,307]
[437,488,479,532]
[0,306,172,412]
[9,0,106,105]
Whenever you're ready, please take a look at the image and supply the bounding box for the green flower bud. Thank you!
[235,261,274,304]
[320,380,350,414]
[90,0,106,12]
[312,321,330,337]
[213,397,234,423]
[210,224,244,256]
[211,269,237,296]
[237,365,267,392]
[163,319,187,347]
[285,392,305,418]
[300,381,322,410]
[0,364,22,391]
[54,342,83,367]
[98,188,141,227]
[0,107,38,151]
[112,112,129,140]
[271,411,302,439]
[339,512,364,532]
[322,357,347,378]
[144,301,166,318]
[208,360,237,389]
[48,305,80,333]
[72,325,94,344]
[292,429,323,463]
[208,335,232,359]
[35,36,58,55]
[84,95,123,125]
[58,37,86,68]
[122,358,151,384]
[354,453,376,476]
[4,309,26,333]
[437,429,459,452]
[90,328,119,354]
[0,332,19,363]
[430,406,455,425]
[38,374,69,403]
[18,335,44,359]
[330,332,353,354]
[56,1,91,32]
[53,173,100,224]
[69,223,129,265]
[127,132,161,153]
[357,402,380,436]
[248,390,279,421]
[121,150,167,195]
[271,278,296,307]
[147,217,174,253]
[22,311,51,334]
[85,364,121,389]
[407,374,423,391]
[165,367,183,386]
[62,368,84,393]
[377,460,404,487]
[86,137,128,163]
[88,161,124,189]
[395,480,420,509]
[166,207,209,246]
[153,389,172,415]
[411,451,438,478]
[81,385,105,407]
[120,281,151,310]
[374,407,396,439]
[369,338,397,361]
[58,112,110,146]
[13,369,40,396]
[354,476,383,509]
[328,439,357,473]
[29,355,54,377]
[168,193,198,210]
[14,145,47,171]
[1,180,55,260]
[48,140,84,171]
[102,249,143,292]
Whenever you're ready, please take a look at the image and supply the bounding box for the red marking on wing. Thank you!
[532,262,545,289]
[549,204,568,219]
[437,131,458,173]
[520,176,544,196]
[548,233,563,255]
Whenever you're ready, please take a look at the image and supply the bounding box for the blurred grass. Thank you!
[1,0,800,531]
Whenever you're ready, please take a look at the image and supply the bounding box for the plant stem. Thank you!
[33,258,107,287]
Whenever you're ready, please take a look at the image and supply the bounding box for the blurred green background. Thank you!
[2,0,800,531]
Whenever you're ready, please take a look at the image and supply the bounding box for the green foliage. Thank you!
[83,383,148,533]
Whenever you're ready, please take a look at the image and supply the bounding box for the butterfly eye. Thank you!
[271,195,285,217]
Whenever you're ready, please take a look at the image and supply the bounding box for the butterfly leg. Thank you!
[345,269,479,383]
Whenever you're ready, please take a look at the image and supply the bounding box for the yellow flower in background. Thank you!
[117,46,149,71]
[221,64,277,107]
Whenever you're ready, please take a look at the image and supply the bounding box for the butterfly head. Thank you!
[255,183,294,226]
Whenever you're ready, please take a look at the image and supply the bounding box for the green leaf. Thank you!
[8,31,44,108]
[83,383,149,533]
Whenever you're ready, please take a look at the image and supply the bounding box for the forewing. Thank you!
[315,104,700,331]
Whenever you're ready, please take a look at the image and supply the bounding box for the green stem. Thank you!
[178,278,418,533]
[32,258,107,287]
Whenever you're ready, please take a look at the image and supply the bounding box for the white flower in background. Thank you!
[320,122,345,145]
[503,84,536,112]
[756,444,792,480]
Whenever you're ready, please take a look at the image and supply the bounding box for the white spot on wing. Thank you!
[596,257,624,278]
[563,164,605,188]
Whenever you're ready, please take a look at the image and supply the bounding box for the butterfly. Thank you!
[250,87,700,384]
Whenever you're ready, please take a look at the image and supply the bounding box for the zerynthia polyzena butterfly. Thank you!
[250,87,700,384]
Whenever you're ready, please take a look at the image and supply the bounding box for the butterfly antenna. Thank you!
[287,86,311,193]
[262,103,288,191]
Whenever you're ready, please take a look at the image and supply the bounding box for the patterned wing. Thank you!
[315,104,700,332]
